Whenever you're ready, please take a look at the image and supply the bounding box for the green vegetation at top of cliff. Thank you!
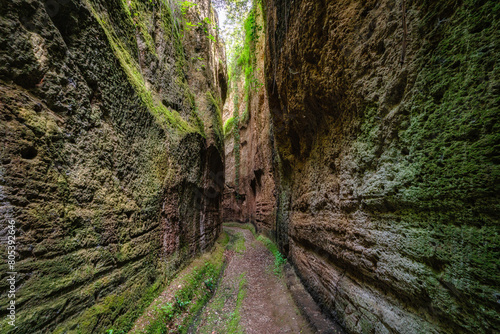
[228,0,263,103]
[214,0,262,88]
[215,0,263,192]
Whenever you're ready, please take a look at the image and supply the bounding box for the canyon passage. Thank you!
[0,0,499,333]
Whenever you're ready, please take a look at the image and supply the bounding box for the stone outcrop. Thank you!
[2,0,499,332]
[222,3,276,234]
[0,0,226,332]
[264,0,499,333]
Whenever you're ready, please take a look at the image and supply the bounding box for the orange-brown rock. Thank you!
[264,0,500,333]
[0,0,226,332]
[222,4,277,235]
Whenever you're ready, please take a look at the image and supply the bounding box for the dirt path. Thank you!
[193,227,313,334]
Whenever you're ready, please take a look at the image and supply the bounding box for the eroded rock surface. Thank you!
[0,0,226,332]
[222,4,276,235]
[264,0,500,333]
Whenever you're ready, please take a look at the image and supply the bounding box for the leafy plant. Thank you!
[106,330,125,334]
[208,34,217,42]
[257,235,287,276]
[179,1,197,16]
[160,302,175,321]
[204,277,215,292]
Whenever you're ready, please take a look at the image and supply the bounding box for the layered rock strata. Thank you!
[0,0,226,332]
[264,0,500,333]
[222,2,276,234]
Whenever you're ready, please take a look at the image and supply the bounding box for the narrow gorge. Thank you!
[0,0,499,333]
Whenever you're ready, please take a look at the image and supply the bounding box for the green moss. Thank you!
[49,264,166,334]
[226,273,247,334]
[223,222,257,237]
[84,0,197,134]
[396,1,500,210]
[206,91,224,152]
[233,232,246,253]
[141,232,229,334]
[257,235,287,276]
[223,116,236,136]
[121,0,158,55]
[344,1,499,329]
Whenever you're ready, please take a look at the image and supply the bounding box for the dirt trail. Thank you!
[193,226,313,334]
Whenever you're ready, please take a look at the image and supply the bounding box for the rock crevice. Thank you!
[0,0,226,332]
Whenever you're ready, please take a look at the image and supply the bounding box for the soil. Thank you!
[132,225,342,333]
[194,226,314,334]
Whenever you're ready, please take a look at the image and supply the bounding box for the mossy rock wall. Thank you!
[0,0,225,332]
[222,1,277,235]
[265,0,499,333]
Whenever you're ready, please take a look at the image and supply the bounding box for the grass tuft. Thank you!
[257,235,287,276]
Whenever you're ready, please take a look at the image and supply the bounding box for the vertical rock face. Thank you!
[265,0,499,333]
[222,3,277,234]
[0,0,226,332]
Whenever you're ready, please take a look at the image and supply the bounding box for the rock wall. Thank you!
[222,2,276,234]
[264,0,500,333]
[0,0,226,332]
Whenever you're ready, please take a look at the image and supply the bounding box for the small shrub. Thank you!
[160,302,175,321]
[257,235,287,276]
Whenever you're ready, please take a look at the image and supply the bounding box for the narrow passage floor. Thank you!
[193,226,312,334]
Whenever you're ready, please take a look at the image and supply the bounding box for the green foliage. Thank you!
[223,116,236,136]
[160,302,175,321]
[143,262,218,333]
[213,0,252,68]
[85,0,197,135]
[234,233,246,253]
[178,1,218,46]
[204,17,213,25]
[179,1,197,16]
[257,235,287,276]
[226,1,265,192]
[208,34,217,42]
[227,1,263,129]
[106,330,125,334]
[226,273,247,333]
[204,277,215,292]
[142,232,230,334]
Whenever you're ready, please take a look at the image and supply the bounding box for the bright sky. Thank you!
[215,6,229,42]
